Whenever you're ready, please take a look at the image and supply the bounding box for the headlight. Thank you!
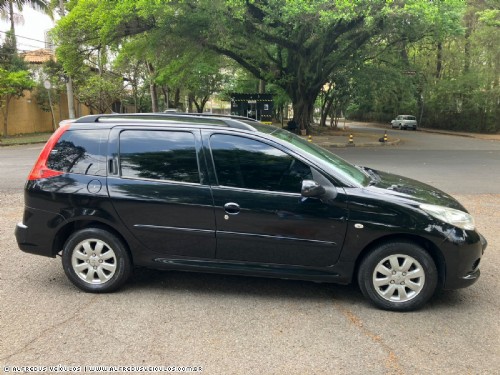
[420,204,475,230]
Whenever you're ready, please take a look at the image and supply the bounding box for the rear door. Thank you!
[107,127,216,259]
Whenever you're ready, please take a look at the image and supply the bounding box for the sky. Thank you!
[0,8,56,52]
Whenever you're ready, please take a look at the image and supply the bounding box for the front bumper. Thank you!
[441,231,487,290]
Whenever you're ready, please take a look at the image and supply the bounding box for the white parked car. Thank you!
[391,115,418,130]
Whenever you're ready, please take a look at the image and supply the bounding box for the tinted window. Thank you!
[120,130,199,183]
[210,134,311,193]
[47,129,107,176]
[252,124,370,186]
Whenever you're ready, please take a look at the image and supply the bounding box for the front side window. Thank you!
[210,134,311,193]
[252,124,370,186]
[119,130,199,183]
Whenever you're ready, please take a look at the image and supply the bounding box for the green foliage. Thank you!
[0,68,34,98]
[0,68,35,136]
[156,51,230,112]
[348,63,419,122]
[75,74,124,114]
[53,0,498,132]
[345,0,499,132]
[0,33,27,71]
[32,60,66,112]
[54,0,466,129]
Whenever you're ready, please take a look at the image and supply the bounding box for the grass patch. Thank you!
[0,132,52,146]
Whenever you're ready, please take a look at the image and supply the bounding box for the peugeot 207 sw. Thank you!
[15,114,487,311]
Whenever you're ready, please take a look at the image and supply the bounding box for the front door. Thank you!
[208,133,348,267]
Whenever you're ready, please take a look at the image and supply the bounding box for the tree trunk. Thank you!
[174,88,181,109]
[150,83,159,112]
[146,62,159,112]
[258,80,266,94]
[1,95,13,136]
[161,86,169,109]
[436,42,443,79]
[292,98,316,134]
[58,0,75,119]
[464,11,476,74]
[2,107,8,137]
[319,83,334,127]
[8,0,16,49]
[188,94,194,112]
[322,97,335,128]
[286,77,322,133]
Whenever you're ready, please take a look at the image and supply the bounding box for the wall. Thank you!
[2,90,91,136]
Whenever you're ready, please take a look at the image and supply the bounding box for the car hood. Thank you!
[362,168,467,212]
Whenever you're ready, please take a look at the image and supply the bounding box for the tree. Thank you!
[33,60,65,116]
[0,0,52,49]
[318,70,352,128]
[165,0,388,131]
[156,51,230,113]
[54,1,467,131]
[0,68,35,136]
[0,35,34,136]
[75,74,124,114]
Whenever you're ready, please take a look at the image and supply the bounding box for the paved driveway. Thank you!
[1,135,499,374]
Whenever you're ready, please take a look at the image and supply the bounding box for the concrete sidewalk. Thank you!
[302,120,500,147]
[419,127,500,141]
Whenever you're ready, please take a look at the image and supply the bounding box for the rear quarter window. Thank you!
[47,129,108,176]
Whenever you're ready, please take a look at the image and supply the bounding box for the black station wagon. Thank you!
[15,114,487,311]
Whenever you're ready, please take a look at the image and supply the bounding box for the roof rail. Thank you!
[73,113,258,131]
[164,112,260,123]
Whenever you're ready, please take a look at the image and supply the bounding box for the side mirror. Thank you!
[301,180,326,198]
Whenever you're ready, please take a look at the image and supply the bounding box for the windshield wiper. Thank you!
[357,166,380,185]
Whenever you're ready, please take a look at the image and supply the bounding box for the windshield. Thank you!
[254,125,370,186]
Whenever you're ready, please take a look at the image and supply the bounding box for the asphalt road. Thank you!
[333,125,500,194]
[0,130,499,374]
[2,128,500,194]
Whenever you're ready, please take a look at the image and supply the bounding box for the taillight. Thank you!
[28,124,70,181]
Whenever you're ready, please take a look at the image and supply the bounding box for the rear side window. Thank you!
[47,129,107,176]
[119,130,199,183]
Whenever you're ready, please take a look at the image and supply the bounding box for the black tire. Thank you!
[357,241,438,311]
[62,228,132,293]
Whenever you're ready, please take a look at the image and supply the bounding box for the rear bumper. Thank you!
[15,221,55,257]
[15,207,65,258]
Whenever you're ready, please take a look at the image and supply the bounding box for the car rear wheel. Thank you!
[357,241,438,311]
[62,228,132,293]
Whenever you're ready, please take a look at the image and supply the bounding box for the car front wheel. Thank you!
[357,241,438,311]
[62,228,132,293]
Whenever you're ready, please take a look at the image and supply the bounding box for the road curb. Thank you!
[315,138,401,148]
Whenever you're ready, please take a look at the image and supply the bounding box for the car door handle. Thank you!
[224,202,240,215]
